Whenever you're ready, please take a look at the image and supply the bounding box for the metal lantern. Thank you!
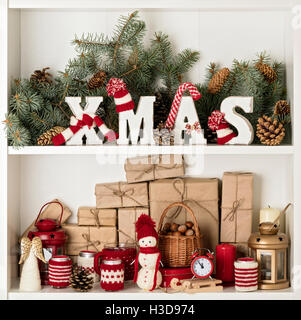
[28,201,67,285]
[248,222,289,290]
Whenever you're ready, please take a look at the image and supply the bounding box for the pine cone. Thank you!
[207,68,230,94]
[37,126,66,146]
[87,71,107,90]
[256,115,285,146]
[69,266,94,292]
[274,100,290,116]
[255,61,277,83]
[30,67,52,84]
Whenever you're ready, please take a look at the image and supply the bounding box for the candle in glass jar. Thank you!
[259,207,280,224]
[216,244,236,283]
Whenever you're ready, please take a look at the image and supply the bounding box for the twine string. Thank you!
[103,183,144,207]
[90,208,100,228]
[223,199,242,222]
[163,178,218,224]
[79,233,101,252]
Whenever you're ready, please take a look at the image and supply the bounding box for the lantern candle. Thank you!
[259,207,280,224]
[216,244,236,283]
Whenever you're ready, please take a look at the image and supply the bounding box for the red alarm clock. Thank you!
[191,249,215,279]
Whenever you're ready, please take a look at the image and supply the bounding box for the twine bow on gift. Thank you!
[162,178,218,225]
[90,208,101,228]
[129,156,180,181]
[80,233,101,252]
[103,183,145,207]
[223,199,243,222]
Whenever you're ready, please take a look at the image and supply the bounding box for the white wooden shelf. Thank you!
[8,0,299,10]
[8,280,299,300]
[2,0,301,301]
[7,145,295,156]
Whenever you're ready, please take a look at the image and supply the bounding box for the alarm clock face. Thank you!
[191,257,213,279]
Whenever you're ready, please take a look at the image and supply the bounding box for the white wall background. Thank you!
[20,9,292,84]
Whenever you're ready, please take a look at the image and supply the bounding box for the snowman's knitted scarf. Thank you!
[133,246,161,291]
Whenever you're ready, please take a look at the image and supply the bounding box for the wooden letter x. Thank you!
[65,96,103,145]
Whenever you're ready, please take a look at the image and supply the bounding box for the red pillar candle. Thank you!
[216,244,236,283]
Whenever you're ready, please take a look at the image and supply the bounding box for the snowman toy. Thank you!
[133,214,162,291]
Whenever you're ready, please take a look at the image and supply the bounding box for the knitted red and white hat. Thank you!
[135,214,158,242]
[208,110,236,145]
[106,78,135,113]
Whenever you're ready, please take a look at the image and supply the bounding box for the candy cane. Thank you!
[165,82,201,129]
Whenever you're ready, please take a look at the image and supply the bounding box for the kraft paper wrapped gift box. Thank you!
[95,181,148,209]
[149,178,219,252]
[124,154,185,184]
[77,207,117,227]
[62,224,117,256]
[20,199,72,240]
[118,207,149,244]
[220,172,254,243]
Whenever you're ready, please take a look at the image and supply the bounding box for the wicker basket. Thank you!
[158,202,203,268]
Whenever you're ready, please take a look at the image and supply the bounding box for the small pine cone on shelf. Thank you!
[256,115,285,146]
[37,126,66,146]
[255,60,277,83]
[69,265,94,292]
[274,100,290,116]
[87,70,107,90]
[207,67,230,94]
[30,67,52,84]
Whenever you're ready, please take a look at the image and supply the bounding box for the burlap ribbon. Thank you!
[158,178,218,224]
[103,183,145,207]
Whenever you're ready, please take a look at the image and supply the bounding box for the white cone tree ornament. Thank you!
[133,214,162,291]
[19,237,46,291]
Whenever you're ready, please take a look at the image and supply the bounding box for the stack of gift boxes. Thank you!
[21,155,254,271]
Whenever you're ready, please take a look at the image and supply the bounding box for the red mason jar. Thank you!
[101,244,136,281]
[94,256,125,291]
[48,255,72,288]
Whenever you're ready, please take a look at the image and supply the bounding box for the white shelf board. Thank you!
[8,0,298,10]
[7,145,294,156]
[8,280,300,300]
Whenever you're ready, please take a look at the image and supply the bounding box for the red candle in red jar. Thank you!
[100,244,136,281]
[216,244,236,283]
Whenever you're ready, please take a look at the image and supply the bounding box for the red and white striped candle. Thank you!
[48,255,72,288]
[234,258,258,292]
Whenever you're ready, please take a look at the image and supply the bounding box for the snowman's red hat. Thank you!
[135,214,158,241]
